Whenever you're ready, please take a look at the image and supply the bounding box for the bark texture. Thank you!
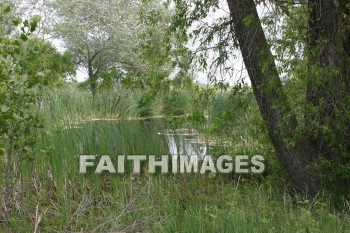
[226,0,320,190]
[306,0,350,165]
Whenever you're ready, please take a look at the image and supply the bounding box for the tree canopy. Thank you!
[167,0,350,191]
[47,0,174,96]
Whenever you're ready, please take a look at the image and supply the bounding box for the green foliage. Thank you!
[19,38,76,86]
[274,4,350,184]
[50,0,173,95]
[162,89,190,116]
[167,0,238,83]
[137,91,157,117]
[243,13,255,27]
[208,86,254,137]
[99,69,124,90]
[119,0,174,94]
[3,82,349,231]
[36,86,145,121]
[0,7,42,161]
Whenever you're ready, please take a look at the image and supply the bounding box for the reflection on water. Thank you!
[67,118,214,158]
[159,129,207,159]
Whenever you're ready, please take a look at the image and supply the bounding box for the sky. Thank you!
[21,0,278,86]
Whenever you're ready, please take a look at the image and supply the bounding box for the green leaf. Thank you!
[3,6,11,14]
[12,18,22,26]
[30,16,40,32]
[20,34,28,41]
[243,13,255,27]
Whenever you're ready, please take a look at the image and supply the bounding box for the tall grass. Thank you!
[1,86,349,232]
[36,86,140,122]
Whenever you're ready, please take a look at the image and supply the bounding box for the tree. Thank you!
[5,0,57,38]
[0,5,46,219]
[0,5,41,149]
[168,0,350,191]
[305,0,350,180]
[123,0,174,90]
[49,0,144,96]
[19,38,76,86]
[225,0,320,190]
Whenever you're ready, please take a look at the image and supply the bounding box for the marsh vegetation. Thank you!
[1,0,350,232]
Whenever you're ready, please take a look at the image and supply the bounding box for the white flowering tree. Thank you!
[45,0,142,96]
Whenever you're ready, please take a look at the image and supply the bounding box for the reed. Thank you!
[1,87,349,232]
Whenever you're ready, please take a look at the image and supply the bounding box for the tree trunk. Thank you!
[88,60,97,98]
[306,0,350,166]
[226,0,320,190]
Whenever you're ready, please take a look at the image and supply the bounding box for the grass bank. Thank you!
[1,86,349,232]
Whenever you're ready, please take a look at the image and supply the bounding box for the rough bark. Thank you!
[306,0,350,165]
[226,0,320,190]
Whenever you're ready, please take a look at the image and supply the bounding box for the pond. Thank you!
[62,118,212,158]
[46,117,232,179]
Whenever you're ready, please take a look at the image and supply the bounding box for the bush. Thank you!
[162,90,190,116]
